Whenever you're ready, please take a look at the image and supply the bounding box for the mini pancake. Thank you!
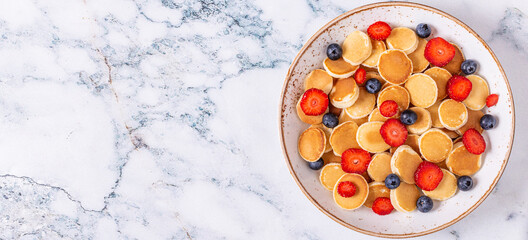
[311,124,332,153]
[356,121,391,153]
[298,127,326,162]
[365,71,386,85]
[443,44,465,75]
[441,128,460,139]
[378,49,413,85]
[423,169,458,200]
[339,110,367,126]
[344,87,376,119]
[456,109,484,135]
[304,69,333,94]
[390,182,421,213]
[391,145,423,184]
[322,151,341,164]
[342,30,373,65]
[333,173,369,210]
[323,57,359,78]
[389,134,420,154]
[367,152,392,182]
[438,99,468,130]
[463,75,490,110]
[426,101,443,128]
[407,38,429,73]
[377,85,411,111]
[386,27,419,54]
[404,73,438,108]
[418,128,453,163]
[362,39,386,68]
[407,107,432,135]
[329,121,360,156]
[424,67,452,100]
[368,108,386,122]
[329,77,360,109]
[446,142,482,176]
[364,182,391,208]
[319,163,346,190]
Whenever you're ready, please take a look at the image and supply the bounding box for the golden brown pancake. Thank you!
[320,163,346,190]
[333,173,369,210]
[386,27,419,54]
[438,99,468,130]
[338,110,367,126]
[446,142,482,176]
[424,67,452,100]
[407,38,429,73]
[344,87,376,119]
[322,151,341,164]
[329,77,360,108]
[311,124,332,153]
[390,182,421,213]
[407,107,432,134]
[296,97,328,125]
[298,127,326,162]
[463,75,489,110]
[418,128,453,163]
[391,145,423,184]
[377,85,411,111]
[404,73,438,108]
[389,134,420,154]
[362,39,386,68]
[329,121,360,156]
[364,182,391,208]
[426,100,443,128]
[323,57,359,78]
[304,69,333,94]
[441,128,460,139]
[456,109,484,135]
[423,169,458,200]
[342,31,373,65]
[356,121,391,153]
[367,152,392,182]
[443,44,464,75]
[378,49,413,85]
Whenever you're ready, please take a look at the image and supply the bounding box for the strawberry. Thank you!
[372,197,394,215]
[337,181,357,198]
[300,88,329,116]
[380,119,408,147]
[379,100,399,117]
[414,162,444,191]
[367,21,391,41]
[341,148,371,174]
[462,128,486,154]
[486,94,499,107]
[447,75,472,101]
[354,68,367,85]
[424,37,456,67]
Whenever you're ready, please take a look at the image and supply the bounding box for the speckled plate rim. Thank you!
[278,2,515,238]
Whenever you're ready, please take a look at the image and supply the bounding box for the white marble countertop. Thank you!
[0,0,525,239]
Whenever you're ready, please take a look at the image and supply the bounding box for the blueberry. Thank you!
[400,109,418,125]
[365,78,382,94]
[322,113,339,128]
[458,176,473,191]
[461,60,478,75]
[480,114,496,130]
[416,196,434,213]
[326,43,342,60]
[308,158,324,170]
[384,174,401,189]
[416,23,431,38]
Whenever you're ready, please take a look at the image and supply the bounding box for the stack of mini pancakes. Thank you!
[297,27,489,212]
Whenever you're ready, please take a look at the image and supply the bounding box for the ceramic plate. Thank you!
[279,2,514,238]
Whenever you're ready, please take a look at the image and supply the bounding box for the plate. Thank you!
[279,2,514,238]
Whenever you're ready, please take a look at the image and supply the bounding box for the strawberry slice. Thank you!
[424,37,456,67]
[380,119,408,147]
[372,197,394,215]
[486,94,499,107]
[337,181,357,198]
[367,21,392,41]
[414,162,444,191]
[354,68,367,85]
[447,75,472,101]
[379,100,399,117]
[300,88,329,116]
[341,148,371,174]
[462,128,486,154]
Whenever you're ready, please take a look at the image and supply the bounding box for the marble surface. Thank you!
[0,0,525,239]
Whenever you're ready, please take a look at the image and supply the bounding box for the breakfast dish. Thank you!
[294,20,499,217]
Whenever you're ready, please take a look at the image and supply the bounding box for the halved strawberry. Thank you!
[380,119,408,147]
[462,128,486,154]
[337,181,357,198]
[341,148,371,174]
[300,88,329,116]
[486,94,499,107]
[447,75,472,101]
[379,100,399,117]
[367,21,391,41]
[424,37,456,67]
[372,197,394,215]
[414,162,444,191]
[354,68,367,85]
